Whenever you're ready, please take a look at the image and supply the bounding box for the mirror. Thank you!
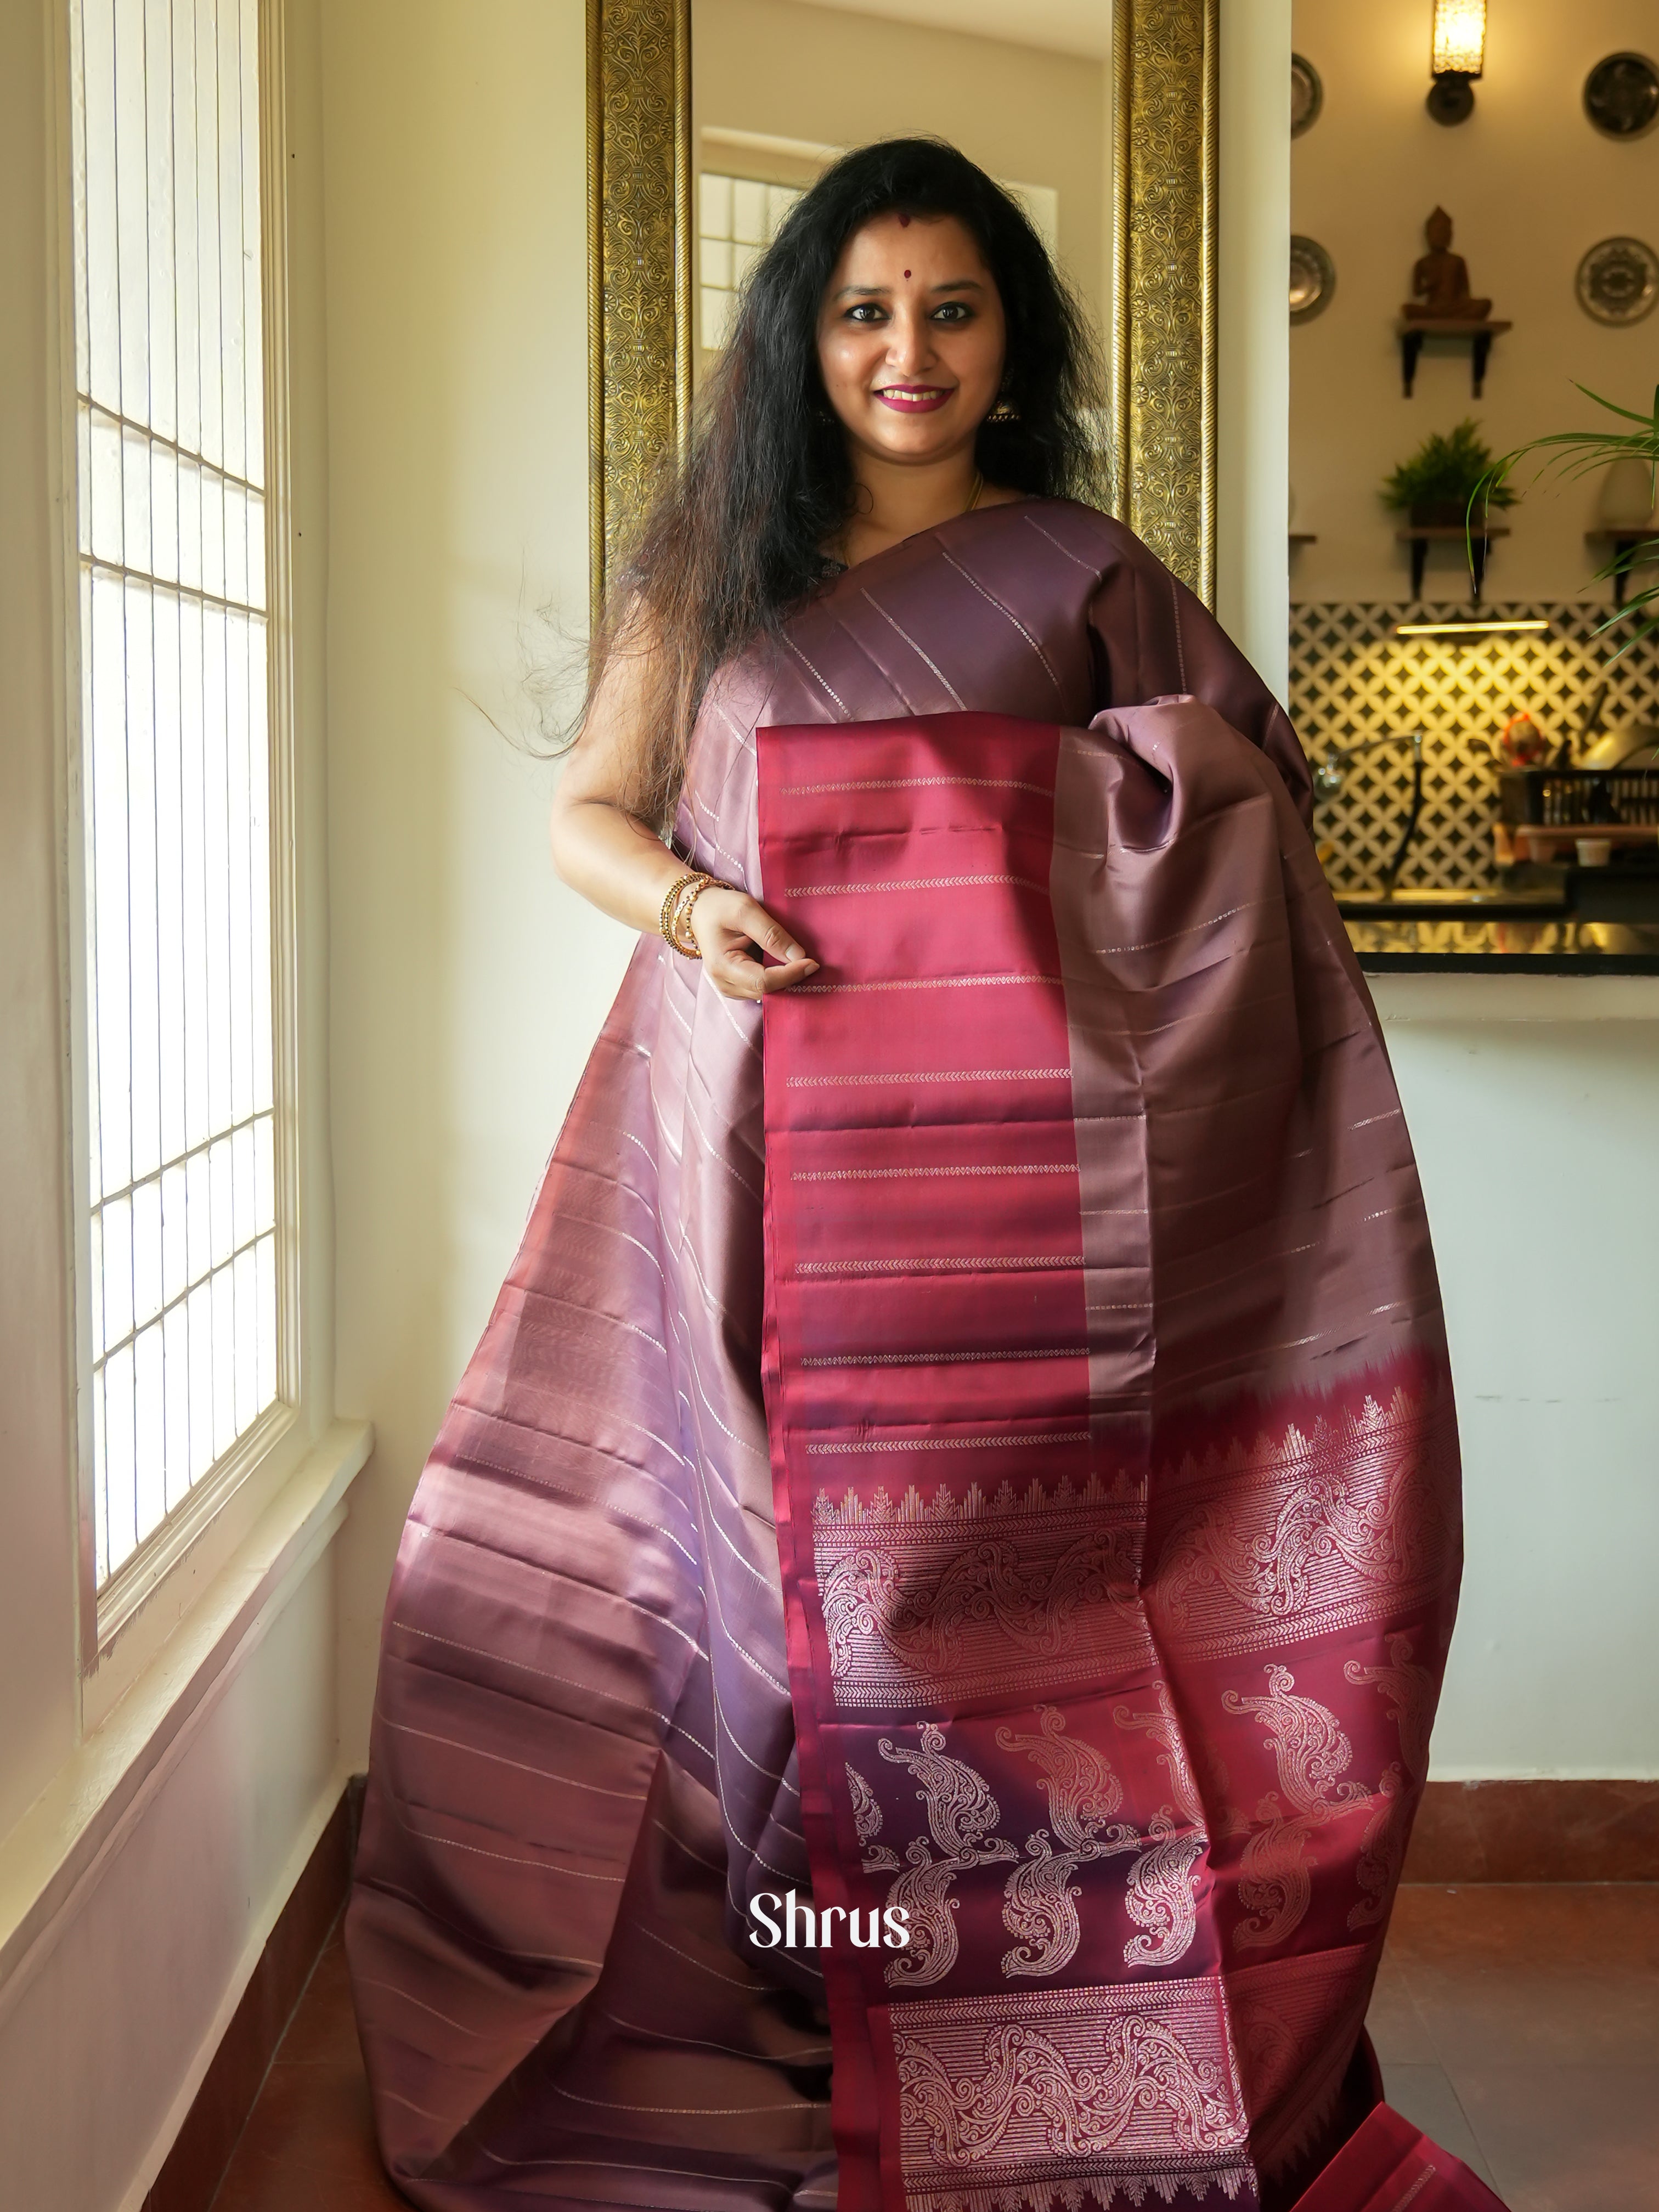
[689,0,1111,392]
[1289,2,1659,944]
[588,0,1220,613]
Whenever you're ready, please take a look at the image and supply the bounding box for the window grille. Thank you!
[66,0,285,1594]
[698,172,804,354]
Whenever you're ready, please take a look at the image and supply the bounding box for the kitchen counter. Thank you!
[1348,917,1659,972]
[1336,876,1659,971]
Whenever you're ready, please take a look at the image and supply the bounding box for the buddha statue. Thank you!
[1403,207,1492,321]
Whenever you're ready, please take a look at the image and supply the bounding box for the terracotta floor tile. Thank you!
[211,2064,406,2209]
[1376,2062,1497,2188]
[278,1934,367,2070]
[1387,1883,1659,1970]
[1365,1951,1438,2064]
[1447,2063,1659,2212]
[1386,1885,1659,2066]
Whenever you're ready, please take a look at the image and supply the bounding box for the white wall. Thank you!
[1290,0,1659,603]
[1376,979,1659,1779]
[1217,0,1291,697]
[0,1541,343,2209]
[321,0,633,1757]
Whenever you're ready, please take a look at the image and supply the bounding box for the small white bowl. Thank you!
[1576,837,1613,867]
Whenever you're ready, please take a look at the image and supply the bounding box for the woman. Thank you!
[346,142,1494,2212]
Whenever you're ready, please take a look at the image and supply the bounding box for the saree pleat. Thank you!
[347,501,1486,2211]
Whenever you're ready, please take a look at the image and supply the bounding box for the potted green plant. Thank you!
[1381,417,1518,528]
[1478,383,1659,657]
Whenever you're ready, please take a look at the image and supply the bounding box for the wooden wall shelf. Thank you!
[1397,318,1511,398]
[1587,528,1659,610]
[1395,523,1509,601]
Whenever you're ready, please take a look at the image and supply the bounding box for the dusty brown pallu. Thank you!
[345,499,1482,2211]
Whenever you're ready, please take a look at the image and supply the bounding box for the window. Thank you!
[66,0,292,1614]
[698,172,804,356]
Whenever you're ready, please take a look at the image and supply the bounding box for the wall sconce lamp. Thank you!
[1428,0,1487,125]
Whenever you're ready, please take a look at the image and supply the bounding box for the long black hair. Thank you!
[588,137,1106,823]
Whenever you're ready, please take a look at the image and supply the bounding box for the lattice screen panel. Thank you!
[1290,603,1659,891]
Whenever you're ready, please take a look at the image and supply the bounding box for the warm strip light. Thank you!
[1431,0,1487,78]
[1393,619,1550,637]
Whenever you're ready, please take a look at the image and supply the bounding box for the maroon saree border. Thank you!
[761,711,1081,2212]
[1288,2104,1506,2212]
[758,706,1479,2212]
[759,712,1257,2211]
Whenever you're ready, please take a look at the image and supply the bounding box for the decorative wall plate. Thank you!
[1290,235,1335,323]
[1576,236,1659,325]
[1291,53,1323,137]
[1583,52,1659,139]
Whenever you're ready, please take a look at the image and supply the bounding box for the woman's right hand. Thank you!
[691,888,820,1000]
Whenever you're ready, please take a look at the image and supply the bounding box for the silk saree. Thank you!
[346,500,1494,2212]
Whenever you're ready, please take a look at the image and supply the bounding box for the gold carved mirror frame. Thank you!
[588,0,1217,618]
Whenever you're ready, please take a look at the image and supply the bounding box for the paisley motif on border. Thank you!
[1345,1631,1437,1786]
[813,1478,1154,1708]
[846,1760,900,1874]
[1347,1765,1409,1932]
[1149,1383,1459,1662]
[877,1723,1018,1989]
[1222,1666,1373,1953]
[994,1707,1138,1978]
[898,2016,1237,2163]
[890,1976,1252,2212]
[1124,1816,1206,1968]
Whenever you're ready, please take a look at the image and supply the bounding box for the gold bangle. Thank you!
[670,873,720,956]
[660,870,707,954]
[661,869,725,958]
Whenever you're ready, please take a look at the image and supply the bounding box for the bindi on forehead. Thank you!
[904,269,911,279]
[898,212,911,227]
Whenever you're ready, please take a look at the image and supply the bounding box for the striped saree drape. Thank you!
[346,501,1498,2212]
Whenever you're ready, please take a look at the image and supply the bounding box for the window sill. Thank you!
[82,1402,343,1733]
[93,1398,303,1667]
[0,1418,371,2028]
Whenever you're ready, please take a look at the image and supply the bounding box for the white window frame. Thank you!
[52,0,306,1677]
